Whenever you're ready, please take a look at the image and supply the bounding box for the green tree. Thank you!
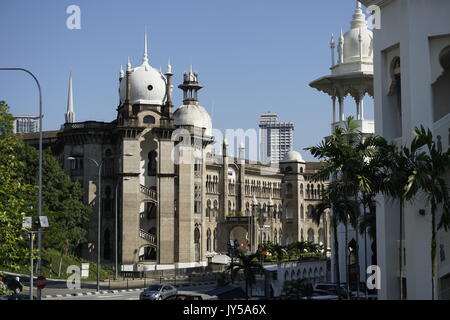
[0,101,14,136]
[403,126,450,300]
[16,145,90,275]
[0,103,33,271]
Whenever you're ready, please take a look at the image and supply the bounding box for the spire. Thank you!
[351,1,367,28]
[127,57,132,71]
[120,65,124,80]
[142,30,149,64]
[330,34,336,67]
[222,136,229,157]
[167,59,172,74]
[239,138,245,160]
[65,73,75,123]
[338,28,344,64]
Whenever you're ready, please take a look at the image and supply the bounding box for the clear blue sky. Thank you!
[0,0,373,161]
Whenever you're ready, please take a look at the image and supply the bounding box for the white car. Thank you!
[139,284,178,300]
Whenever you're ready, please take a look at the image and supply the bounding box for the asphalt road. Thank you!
[43,284,217,300]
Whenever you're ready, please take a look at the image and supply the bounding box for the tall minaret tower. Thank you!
[65,73,76,123]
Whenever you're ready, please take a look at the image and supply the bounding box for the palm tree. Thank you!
[307,116,369,298]
[228,251,264,299]
[403,126,450,300]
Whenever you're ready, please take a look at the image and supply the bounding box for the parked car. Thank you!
[140,284,178,300]
[164,294,203,300]
[2,276,23,295]
[313,283,348,298]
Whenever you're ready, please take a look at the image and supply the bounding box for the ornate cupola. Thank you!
[309,1,374,134]
[173,66,212,136]
[178,66,204,105]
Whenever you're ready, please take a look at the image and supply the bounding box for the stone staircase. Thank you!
[139,184,157,203]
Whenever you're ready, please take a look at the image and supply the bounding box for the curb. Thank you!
[43,281,217,298]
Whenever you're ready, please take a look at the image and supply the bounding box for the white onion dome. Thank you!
[119,33,167,105]
[343,2,373,63]
[119,60,167,105]
[173,104,212,136]
[281,150,305,163]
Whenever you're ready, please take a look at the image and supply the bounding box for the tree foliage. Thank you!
[0,102,89,272]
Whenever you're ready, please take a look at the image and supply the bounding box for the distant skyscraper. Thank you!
[13,115,40,133]
[258,113,294,163]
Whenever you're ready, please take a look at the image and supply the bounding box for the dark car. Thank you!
[139,284,178,300]
[164,294,204,300]
[313,283,348,298]
[2,276,23,295]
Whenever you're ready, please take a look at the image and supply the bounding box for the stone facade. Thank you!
[22,38,330,272]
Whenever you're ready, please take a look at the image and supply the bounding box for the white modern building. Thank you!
[309,2,375,289]
[259,113,294,163]
[360,0,450,300]
[13,115,40,133]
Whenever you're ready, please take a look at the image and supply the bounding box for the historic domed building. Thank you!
[23,33,329,273]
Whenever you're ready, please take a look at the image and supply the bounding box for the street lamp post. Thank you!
[251,196,258,253]
[0,68,44,300]
[69,156,102,292]
[69,153,132,290]
[115,176,131,280]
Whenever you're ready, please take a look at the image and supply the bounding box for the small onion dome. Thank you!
[281,150,305,163]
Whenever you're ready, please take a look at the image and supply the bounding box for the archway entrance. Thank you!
[229,226,248,248]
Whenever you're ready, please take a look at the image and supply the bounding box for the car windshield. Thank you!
[146,285,162,291]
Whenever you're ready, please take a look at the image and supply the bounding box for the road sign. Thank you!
[36,276,46,289]
[39,216,49,228]
[22,216,32,229]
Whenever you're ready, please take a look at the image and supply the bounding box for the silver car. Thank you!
[140,284,178,300]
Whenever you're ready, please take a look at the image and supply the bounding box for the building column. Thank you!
[338,96,345,122]
[332,96,337,124]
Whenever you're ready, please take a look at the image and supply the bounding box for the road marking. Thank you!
[96,295,124,299]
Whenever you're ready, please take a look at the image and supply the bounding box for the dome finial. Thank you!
[127,57,131,71]
[143,29,149,64]
[120,65,124,79]
[167,58,172,74]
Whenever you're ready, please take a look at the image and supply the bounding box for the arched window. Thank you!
[274,229,277,244]
[148,150,157,175]
[104,186,112,212]
[207,229,212,252]
[194,227,201,262]
[286,183,293,198]
[300,204,304,220]
[318,228,325,245]
[213,200,218,217]
[213,228,218,251]
[307,228,314,243]
[143,115,156,124]
[206,200,211,218]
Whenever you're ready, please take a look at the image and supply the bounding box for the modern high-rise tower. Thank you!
[258,113,294,163]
